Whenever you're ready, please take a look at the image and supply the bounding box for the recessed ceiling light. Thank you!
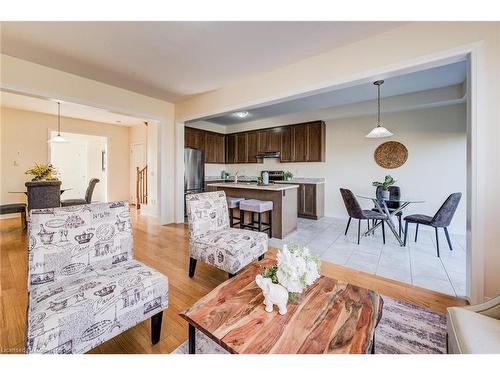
[233,111,249,119]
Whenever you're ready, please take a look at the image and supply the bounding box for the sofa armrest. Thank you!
[464,295,500,320]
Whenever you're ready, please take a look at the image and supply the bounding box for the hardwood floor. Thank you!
[0,210,467,354]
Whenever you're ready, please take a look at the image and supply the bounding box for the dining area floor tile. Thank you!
[276,216,466,298]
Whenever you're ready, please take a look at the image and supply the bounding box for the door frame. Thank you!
[47,130,109,203]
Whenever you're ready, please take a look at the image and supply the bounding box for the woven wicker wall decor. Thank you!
[374,141,408,169]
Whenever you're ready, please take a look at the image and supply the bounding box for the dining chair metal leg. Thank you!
[435,227,440,257]
[444,227,453,251]
[415,223,419,242]
[344,217,352,235]
[381,220,386,244]
[403,220,409,246]
[398,216,402,237]
[357,219,361,245]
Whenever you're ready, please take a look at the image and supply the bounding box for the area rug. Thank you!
[173,296,447,354]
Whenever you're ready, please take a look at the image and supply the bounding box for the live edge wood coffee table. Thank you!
[180,259,383,354]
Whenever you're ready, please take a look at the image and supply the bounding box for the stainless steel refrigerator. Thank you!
[184,147,204,195]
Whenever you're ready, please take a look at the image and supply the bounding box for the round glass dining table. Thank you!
[356,194,424,246]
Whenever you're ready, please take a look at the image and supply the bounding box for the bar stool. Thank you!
[239,199,273,237]
[226,196,245,227]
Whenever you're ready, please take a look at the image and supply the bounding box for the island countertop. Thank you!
[274,178,325,185]
[206,182,299,191]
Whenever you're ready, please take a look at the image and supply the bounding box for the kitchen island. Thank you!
[206,182,299,239]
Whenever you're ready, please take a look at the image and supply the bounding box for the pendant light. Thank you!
[48,101,68,143]
[365,80,393,138]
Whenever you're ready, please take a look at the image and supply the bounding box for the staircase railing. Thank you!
[136,165,148,209]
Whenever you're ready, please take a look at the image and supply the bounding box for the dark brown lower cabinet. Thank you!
[297,183,325,220]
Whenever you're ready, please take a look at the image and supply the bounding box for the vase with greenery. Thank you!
[25,163,59,181]
[372,175,396,199]
[284,171,294,181]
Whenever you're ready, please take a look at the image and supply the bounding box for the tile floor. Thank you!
[269,216,467,297]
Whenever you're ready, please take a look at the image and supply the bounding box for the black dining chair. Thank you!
[403,192,462,257]
[372,186,403,236]
[25,180,61,212]
[340,188,388,245]
[61,178,100,207]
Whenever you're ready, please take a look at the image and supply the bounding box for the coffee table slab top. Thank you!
[180,259,383,354]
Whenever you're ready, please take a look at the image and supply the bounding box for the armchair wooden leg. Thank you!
[435,227,440,257]
[444,227,453,251]
[381,220,386,244]
[151,310,163,345]
[403,221,409,246]
[398,216,402,237]
[415,223,419,242]
[258,254,264,261]
[228,273,235,279]
[344,217,351,235]
[189,257,197,278]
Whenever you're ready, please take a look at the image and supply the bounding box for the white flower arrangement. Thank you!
[275,243,321,294]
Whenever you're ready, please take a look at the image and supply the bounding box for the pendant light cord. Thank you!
[377,83,381,126]
[57,102,61,135]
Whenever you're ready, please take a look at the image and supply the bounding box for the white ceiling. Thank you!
[1,91,148,126]
[0,21,405,102]
[201,61,467,125]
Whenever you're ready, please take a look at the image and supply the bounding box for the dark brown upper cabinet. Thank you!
[306,121,326,162]
[185,127,225,164]
[246,131,261,163]
[193,120,325,165]
[204,132,225,164]
[280,126,294,162]
[225,134,236,164]
[185,127,205,150]
[235,133,247,163]
[292,124,308,162]
[258,128,282,153]
[280,121,326,163]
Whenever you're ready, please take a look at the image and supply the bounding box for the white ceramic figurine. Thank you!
[255,275,289,315]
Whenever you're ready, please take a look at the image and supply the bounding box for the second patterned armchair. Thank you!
[186,191,268,278]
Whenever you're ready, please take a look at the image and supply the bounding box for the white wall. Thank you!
[215,104,466,234]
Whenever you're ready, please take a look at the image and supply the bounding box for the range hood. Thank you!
[256,151,281,158]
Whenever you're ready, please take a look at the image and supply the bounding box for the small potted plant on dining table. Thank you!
[372,175,396,200]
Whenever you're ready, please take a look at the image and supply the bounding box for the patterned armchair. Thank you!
[186,191,268,278]
[26,201,169,354]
